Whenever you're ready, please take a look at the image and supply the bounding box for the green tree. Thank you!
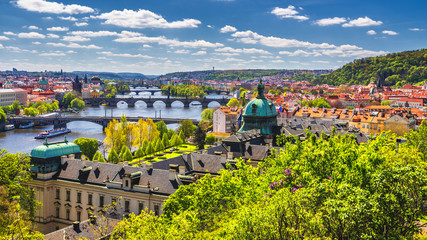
[178,130,186,143]
[178,120,195,139]
[145,142,154,156]
[23,107,39,116]
[73,138,99,161]
[93,151,105,162]
[135,147,145,158]
[0,108,6,123]
[227,98,240,107]
[194,126,206,150]
[62,92,76,107]
[155,121,168,138]
[405,120,427,161]
[121,146,133,162]
[205,134,216,145]
[201,109,213,121]
[70,98,85,111]
[107,149,120,164]
[162,133,170,148]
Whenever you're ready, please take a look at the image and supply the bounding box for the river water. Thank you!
[0,92,227,153]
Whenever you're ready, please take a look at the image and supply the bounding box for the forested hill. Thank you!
[316,49,427,86]
[159,69,331,81]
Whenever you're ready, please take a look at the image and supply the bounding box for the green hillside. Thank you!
[316,49,427,86]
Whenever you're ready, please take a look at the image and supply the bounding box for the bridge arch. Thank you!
[189,100,202,108]
[117,100,128,108]
[171,100,184,108]
[207,100,221,108]
[153,100,166,108]
[134,100,147,108]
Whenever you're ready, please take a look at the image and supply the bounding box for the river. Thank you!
[0,92,227,153]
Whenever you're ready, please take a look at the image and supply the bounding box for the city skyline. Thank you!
[0,0,426,75]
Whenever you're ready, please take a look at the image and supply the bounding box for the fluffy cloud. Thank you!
[74,22,88,27]
[47,33,60,38]
[40,52,66,56]
[47,42,101,49]
[367,30,377,35]
[382,30,398,35]
[4,32,16,36]
[279,50,321,57]
[94,9,201,29]
[32,41,41,44]
[28,25,40,30]
[0,36,10,40]
[174,49,190,54]
[342,16,382,27]
[69,30,141,38]
[97,51,153,59]
[114,35,224,48]
[47,26,69,31]
[409,28,424,31]
[192,51,207,56]
[215,47,270,55]
[59,16,77,21]
[15,0,94,14]
[62,36,90,42]
[220,25,237,33]
[18,32,45,38]
[314,17,347,26]
[271,6,308,21]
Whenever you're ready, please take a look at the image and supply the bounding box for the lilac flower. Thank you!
[327,176,332,180]
[284,168,292,176]
[292,187,297,192]
[298,184,303,188]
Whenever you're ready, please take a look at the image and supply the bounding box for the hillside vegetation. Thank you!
[317,49,427,86]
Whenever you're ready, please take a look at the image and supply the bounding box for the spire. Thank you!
[256,79,265,99]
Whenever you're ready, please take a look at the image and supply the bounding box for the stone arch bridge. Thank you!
[84,96,228,108]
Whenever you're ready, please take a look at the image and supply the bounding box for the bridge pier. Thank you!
[146,102,154,108]
[183,102,190,108]
[165,101,172,108]
[128,101,135,108]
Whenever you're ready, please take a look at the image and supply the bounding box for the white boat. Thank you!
[19,122,34,129]
[4,124,15,131]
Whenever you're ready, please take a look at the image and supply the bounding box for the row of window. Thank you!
[361,124,380,131]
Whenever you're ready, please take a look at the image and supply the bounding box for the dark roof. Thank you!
[244,145,271,161]
[189,152,228,173]
[223,129,262,143]
[44,218,120,240]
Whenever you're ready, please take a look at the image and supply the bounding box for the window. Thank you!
[374,125,377,130]
[77,192,81,203]
[362,124,365,128]
[99,196,104,208]
[66,209,70,220]
[138,202,144,213]
[56,207,60,218]
[112,197,117,210]
[88,194,93,205]
[56,189,60,200]
[66,190,70,201]
[125,180,129,187]
[77,211,81,222]
[125,200,130,212]
[154,205,160,216]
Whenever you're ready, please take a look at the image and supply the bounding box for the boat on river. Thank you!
[35,128,71,139]
[4,124,15,131]
[19,122,34,129]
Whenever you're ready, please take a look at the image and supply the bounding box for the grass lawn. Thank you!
[130,143,198,165]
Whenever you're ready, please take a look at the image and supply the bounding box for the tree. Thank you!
[227,98,240,107]
[205,134,216,145]
[178,130,186,143]
[0,108,6,123]
[167,129,176,139]
[70,98,85,111]
[135,147,145,158]
[381,100,392,106]
[23,107,39,116]
[194,126,206,150]
[107,149,120,164]
[155,121,168,138]
[121,146,133,162]
[162,133,170,148]
[93,152,105,162]
[178,120,195,139]
[170,134,178,147]
[201,109,213,121]
[405,120,427,161]
[73,137,99,161]
[145,142,154,156]
[62,92,76,107]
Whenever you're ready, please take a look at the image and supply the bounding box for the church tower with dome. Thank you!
[238,80,278,135]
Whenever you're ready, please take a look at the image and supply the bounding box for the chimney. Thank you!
[178,166,185,175]
[202,150,208,154]
[73,221,80,232]
[227,152,233,160]
[169,169,176,181]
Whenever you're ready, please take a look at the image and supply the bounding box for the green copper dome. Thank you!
[30,140,81,159]
[38,78,48,85]
[238,80,278,135]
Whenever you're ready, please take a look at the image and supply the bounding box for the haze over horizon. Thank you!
[0,0,426,75]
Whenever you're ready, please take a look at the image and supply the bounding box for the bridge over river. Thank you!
[84,96,229,108]
[8,116,199,130]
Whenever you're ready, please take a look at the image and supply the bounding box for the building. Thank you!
[37,78,49,90]
[0,88,28,106]
[238,80,278,135]
[213,107,241,133]
[384,114,416,136]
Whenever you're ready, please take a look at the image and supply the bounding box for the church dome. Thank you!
[38,78,48,85]
[238,81,278,135]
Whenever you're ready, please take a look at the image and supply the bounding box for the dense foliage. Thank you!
[73,137,99,160]
[317,49,427,86]
[301,97,331,108]
[111,128,427,239]
[161,84,206,98]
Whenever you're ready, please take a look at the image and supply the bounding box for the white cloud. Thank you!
[47,33,60,38]
[62,36,90,42]
[18,32,45,38]
[314,17,347,26]
[59,16,77,21]
[142,44,152,48]
[409,28,424,31]
[74,22,88,27]
[342,16,382,27]
[192,51,207,56]
[114,35,224,48]
[0,36,10,40]
[43,16,53,20]
[220,25,237,33]
[367,30,377,35]
[279,50,321,57]
[32,41,41,44]
[40,52,66,56]
[382,30,398,35]
[215,47,270,55]
[70,30,118,37]
[174,49,190,54]
[47,42,102,49]
[15,0,94,14]
[97,51,153,59]
[312,60,329,63]
[272,59,284,63]
[47,26,69,31]
[0,43,3,49]
[67,50,76,54]
[94,9,201,29]
[271,6,309,21]
[28,25,40,30]
[207,25,214,29]
[4,32,16,36]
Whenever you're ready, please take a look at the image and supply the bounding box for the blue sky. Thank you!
[0,0,426,75]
